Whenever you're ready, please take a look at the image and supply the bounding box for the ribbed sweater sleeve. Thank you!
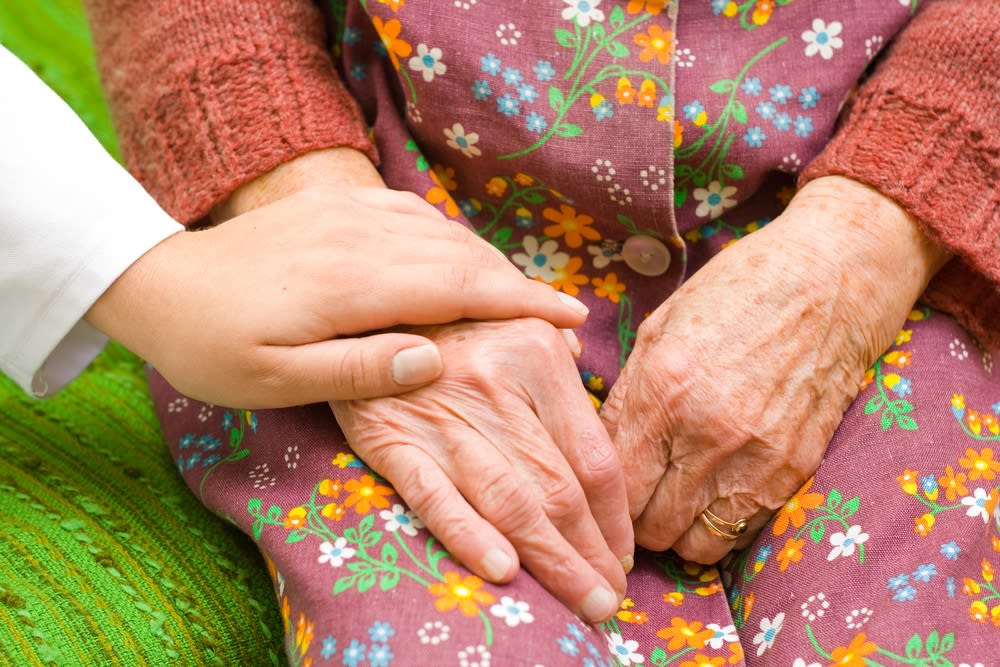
[84,0,377,225]
[801,1,1000,349]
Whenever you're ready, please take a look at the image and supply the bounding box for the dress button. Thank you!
[621,235,671,276]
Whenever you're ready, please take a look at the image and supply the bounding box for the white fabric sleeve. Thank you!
[0,45,183,396]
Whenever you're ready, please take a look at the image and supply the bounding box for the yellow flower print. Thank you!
[513,172,534,186]
[897,469,920,496]
[895,329,913,345]
[883,350,912,368]
[914,512,935,536]
[969,599,988,623]
[426,164,460,218]
[776,537,804,571]
[378,0,405,10]
[485,177,508,197]
[772,477,823,535]
[592,273,626,303]
[616,77,637,105]
[993,535,1000,552]
[637,79,657,108]
[656,616,714,651]
[283,506,308,530]
[963,577,981,596]
[751,0,774,26]
[549,256,589,296]
[663,591,684,606]
[294,611,315,657]
[984,412,1000,435]
[982,558,995,583]
[427,571,496,616]
[322,503,346,521]
[634,24,674,64]
[332,452,355,468]
[938,465,968,502]
[967,410,983,435]
[959,447,1000,481]
[319,479,342,498]
[344,474,394,514]
[627,0,666,14]
[829,633,877,667]
[722,1,739,17]
[542,204,601,248]
[371,17,412,70]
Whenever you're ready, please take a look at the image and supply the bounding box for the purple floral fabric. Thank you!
[150,1,1000,665]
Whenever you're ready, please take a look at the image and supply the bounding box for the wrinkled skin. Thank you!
[331,318,633,623]
[601,176,951,564]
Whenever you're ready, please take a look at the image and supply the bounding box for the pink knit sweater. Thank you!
[84,0,1000,348]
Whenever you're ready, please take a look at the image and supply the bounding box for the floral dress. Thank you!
[150,1,1000,665]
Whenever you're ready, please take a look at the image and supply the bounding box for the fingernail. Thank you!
[620,553,634,575]
[391,344,442,385]
[560,329,582,356]
[557,292,589,316]
[580,585,618,623]
[481,548,513,582]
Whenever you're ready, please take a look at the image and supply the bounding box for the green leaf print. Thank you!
[605,41,629,58]
[555,123,584,137]
[554,28,576,48]
[809,521,825,544]
[548,85,566,112]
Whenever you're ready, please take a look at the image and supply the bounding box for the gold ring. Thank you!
[700,507,750,541]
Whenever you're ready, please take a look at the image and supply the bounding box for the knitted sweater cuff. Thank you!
[86,0,377,225]
[801,2,1000,348]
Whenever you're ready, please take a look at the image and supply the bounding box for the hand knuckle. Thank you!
[541,474,586,523]
[477,473,537,532]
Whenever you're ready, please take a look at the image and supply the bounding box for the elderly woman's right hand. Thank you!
[330,318,633,623]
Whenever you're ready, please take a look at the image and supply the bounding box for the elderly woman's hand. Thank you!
[601,176,950,563]
[330,318,633,623]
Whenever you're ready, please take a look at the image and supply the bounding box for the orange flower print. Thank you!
[616,77,637,105]
[294,611,315,657]
[283,506,308,530]
[897,469,919,496]
[673,120,684,148]
[984,412,1000,435]
[959,447,1000,481]
[982,558,995,583]
[914,512,935,536]
[828,632,877,667]
[319,479,342,498]
[426,164,460,218]
[627,0,666,14]
[772,477,823,536]
[728,642,744,665]
[378,0,405,10]
[776,537,805,571]
[963,577,981,596]
[656,617,715,651]
[938,465,968,502]
[663,591,685,606]
[427,571,495,616]
[637,79,657,108]
[549,256,589,296]
[344,474,394,514]
[542,204,600,248]
[634,24,674,64]
[680,655,725,667]
[751,0,774,26]
[332,452,356,468]
[883,350,912,368]
[592,273,626,304]
[371,17,412,70]
[485,176,508,197]
[321,503,346,521]
[969,600,988,623]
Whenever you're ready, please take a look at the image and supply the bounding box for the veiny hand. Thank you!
[601,176,950,563]
[86,185,588,407]
[331,318,634,623]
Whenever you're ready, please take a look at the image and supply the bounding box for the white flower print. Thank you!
[959,664,986,667]
[588,240,623,269]
[379,503,424,536]
[489,596,534,627]
[495,22,522,46]
[444,123,482,158]
[827,525,869,561]
[793,660,822,667]
[417,620,450,645]
[962,488,994,522]
[562,0,604,27]
[845,607,874,629]
[318,538,356,567]
[752,612,784,656]
[865,35,884,60]
[607,632,644,666]
[511,236,569,281]
[408,44,446,82]
[692,181,738,219]
[802,19,844,60]
[800,592,830,622]
[458,644,491,667]
[704,623,738,650]
[950,338,969,360]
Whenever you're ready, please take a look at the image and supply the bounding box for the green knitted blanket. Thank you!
[0,3,284,664]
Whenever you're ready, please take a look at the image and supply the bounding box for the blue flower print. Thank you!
[321,636,337,659]
[343,639,366,667]
[248,412,258,432]
[772,112,791,131]
[893,377,913,397]
[912,563,938,583]
[458,199,481,218]
[586,642,603,661]
[368,644,394,667]
[221,411,233,430]
[526,112,548,133]
[940,541,961,560]
[471,79,492,100]
[991,401,1000,415]
[947,577,957,598]
[799,86,821,109]
[497,94,521,116]
[343,27,361,46]
[349,63,367,80]
[480,52,501,75]
[558,635,580,656]
[373,40,387,57]
[533,60,556,81]
[593,100,614,121]
[769,84,793,104]
[683,100,705,122]
[921,475,938,497]
[744,126,766,147]
[741,77,762,95]
[755,100,776,119]
[368,621,395,643]
[887,573,910,590]
[567,623,586,642]
[893,585,918,602]
[502,67,524,86]
[793,116,814,138]
[518,83,539,103]
[711,0,728,14]
[179,434,195,449]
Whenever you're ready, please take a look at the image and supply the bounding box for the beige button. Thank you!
[621,235,671,276]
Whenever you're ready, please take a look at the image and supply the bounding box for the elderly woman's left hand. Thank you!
[600,176,951,563]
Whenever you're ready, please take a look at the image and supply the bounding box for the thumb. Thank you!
[261,333,444,404]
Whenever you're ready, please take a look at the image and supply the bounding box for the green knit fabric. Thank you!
[0,4,285,665]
